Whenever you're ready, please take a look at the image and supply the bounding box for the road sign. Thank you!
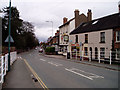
[5,35,14,43]
[80,42,82,46]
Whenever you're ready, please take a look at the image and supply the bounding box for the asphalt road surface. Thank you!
[19,49,119,88]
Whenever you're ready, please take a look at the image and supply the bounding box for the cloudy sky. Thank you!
[0,0,119,42]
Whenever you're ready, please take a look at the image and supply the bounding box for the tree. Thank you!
[2,6,39,51]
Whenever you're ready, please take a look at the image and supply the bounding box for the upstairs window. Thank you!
[116,31,120,42]
[76,35,78,43]
[85,34,88,43]
[100,32,105,43]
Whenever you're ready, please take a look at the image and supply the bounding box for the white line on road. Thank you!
[48,61,63,67]
[40,59,46,61]
[65,68,104,80]
[65,68,93,80]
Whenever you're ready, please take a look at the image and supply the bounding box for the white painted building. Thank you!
[58,9,92,56]
[70,12,120,61]
[70,29,113,59]
[59,18,75,55]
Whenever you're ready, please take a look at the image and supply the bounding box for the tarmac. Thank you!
[44,55,120,71]
[2,58,41,89]
[1,54,119,89]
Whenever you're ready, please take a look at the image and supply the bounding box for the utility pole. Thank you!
[8,0,11,71]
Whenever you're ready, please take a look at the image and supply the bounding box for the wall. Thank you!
[69,29,113,58]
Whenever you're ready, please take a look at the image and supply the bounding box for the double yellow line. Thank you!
[23,59,49,90]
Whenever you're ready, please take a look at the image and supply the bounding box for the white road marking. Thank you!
[40,59,46,61]
[48,61,63,67]
[65,68,104,80]
[65,68,93,80]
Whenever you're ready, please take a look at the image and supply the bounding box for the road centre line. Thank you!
[48,61,63,67]
[40,59,46,61]
[23,59,48,90]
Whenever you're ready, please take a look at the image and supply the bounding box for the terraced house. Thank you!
[70,12,120,62]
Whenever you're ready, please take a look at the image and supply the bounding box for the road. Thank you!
[19,49,119,88]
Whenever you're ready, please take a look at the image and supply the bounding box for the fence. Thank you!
[0,51,17,83]
[71,51,120,65]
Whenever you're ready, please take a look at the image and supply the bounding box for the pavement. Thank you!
[44,54,120,71]
[2,58,41,89]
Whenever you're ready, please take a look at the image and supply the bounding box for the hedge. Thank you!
[45,47,55,53]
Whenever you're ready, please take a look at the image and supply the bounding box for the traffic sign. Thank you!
[5,35,14,42]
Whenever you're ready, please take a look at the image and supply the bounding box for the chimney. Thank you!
[57,30,59,33]
[87,9,92,21]
[74,9,80,28]
[63,17,68,24]
[118,1,120,12]
[55,33,57,36]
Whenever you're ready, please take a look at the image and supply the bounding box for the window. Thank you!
[84,47,88,56]
[100,48,105,59]
[76,35,78,43]
[100,32,105,43]
[116,48,120,59]
[85,34,88,43]
[116,31,120,42]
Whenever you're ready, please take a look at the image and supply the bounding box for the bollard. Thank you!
[89,51,91,62]
[110,51,111,65]
[98,51,100,63]
[82,51,84,61]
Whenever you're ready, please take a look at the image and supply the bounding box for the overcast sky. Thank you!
[0,0,119,42]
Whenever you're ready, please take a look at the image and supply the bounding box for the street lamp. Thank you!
[46,21,53,37]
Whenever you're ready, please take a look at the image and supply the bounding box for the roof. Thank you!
[70,13,120,35]
[59,18,74,28]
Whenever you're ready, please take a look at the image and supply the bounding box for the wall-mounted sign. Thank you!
[64,35,69,42]
[69,40,72,43]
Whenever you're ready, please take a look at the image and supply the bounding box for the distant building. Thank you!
[46,30,60,54]
[52,30,59,54]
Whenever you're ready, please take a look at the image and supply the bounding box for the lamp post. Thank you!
[8,0,11,71]
[46,21,53,37]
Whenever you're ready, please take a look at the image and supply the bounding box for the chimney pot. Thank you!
[63,17,68,24]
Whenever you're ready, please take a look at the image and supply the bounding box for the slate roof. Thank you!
[70,13,120,35]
